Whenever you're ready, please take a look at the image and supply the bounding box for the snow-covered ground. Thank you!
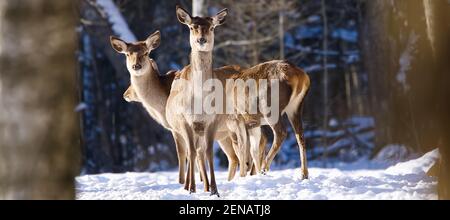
[76,149,439,200]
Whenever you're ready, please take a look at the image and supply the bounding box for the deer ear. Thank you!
[176,5,192,25]
[145,31,161,51]
[212,8,228,27]
[110,36,128,54]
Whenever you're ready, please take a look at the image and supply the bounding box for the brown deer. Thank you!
[227,60,311,178]
[168,6,310,195]
[110,31,249,187]
[166,6,231,196]
[124,83,264,174]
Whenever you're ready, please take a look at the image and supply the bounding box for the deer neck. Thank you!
[190,50,213,82]
[130,59,170,128]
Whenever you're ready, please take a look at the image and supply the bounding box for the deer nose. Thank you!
[198,38,207,45]
[132,64,142,70]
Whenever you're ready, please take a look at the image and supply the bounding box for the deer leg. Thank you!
[196,145,210,192]
[287,104,309,180]
[229,132,246,178]
[250,163,257,176]
[233,121,250,178]
[260,131,268,168]
[251,131,268,176]
[184,157,191,191]
[237,135,247,178]
[262,120,287,173]
[188,135,198,193]
[187,151,197,193]
[248,152,255,175]
[218,138,238,181]
[205,128,219,197]
[181,126,196,193]
[248,127,263,174]
[196,158,203,182]
[172,132,186,185]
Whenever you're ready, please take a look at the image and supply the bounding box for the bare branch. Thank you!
[214,36,275,50]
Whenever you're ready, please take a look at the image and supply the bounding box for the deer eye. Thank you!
[193,25,199,29]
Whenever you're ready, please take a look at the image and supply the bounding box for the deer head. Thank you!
[110,31,161,76]
[176,5,228,52]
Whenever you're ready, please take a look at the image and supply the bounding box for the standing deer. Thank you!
[166,6,230,196]
[168,6,311,195]
[228,60,311,179]
[110,31,261,188]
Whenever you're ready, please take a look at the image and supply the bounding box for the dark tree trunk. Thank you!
[422,0,450,200]
[363,0,450,199]
[0,0,80,199]
[363,0,437,153]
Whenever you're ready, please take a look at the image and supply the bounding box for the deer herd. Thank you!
[110,6,310,197]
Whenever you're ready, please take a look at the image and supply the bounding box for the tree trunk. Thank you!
[278,0,285,60]
[321,0,330,164]
[363,0,432,152]
[363,0,450,198]
[421,0,450,200]
[0,0,80,199]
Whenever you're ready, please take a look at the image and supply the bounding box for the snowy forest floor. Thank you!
[76,149,439,200]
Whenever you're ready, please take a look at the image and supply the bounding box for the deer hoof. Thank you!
[300,173,309,180]
[210,191,220,197]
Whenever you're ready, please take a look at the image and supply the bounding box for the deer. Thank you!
[169,6,311,190]
[166,6,234,196]
[110,31,261,189]
[228,60,311,179]
[124,83,262,177]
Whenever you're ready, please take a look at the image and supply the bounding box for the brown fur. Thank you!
[111,32,246,188]
[170,5,310,196]
[167,6,230,196]
[219,60,311,177]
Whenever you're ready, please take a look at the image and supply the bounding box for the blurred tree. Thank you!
[362,0,444,152]
[362,0,450,198]
[0,0,80,199]
[421,0,450,200]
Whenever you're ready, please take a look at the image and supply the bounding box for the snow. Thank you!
[296,26,323,39]
[373,144,418,165]
[96,0,137,42]
[76,149,438,200]
[332,28,358,42]
[74,102,88,112]
[385,149,439,176]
